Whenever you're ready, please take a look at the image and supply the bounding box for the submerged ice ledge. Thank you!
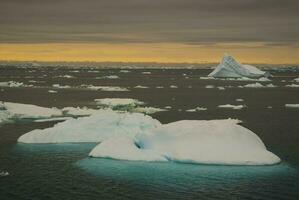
[17,109,281,166]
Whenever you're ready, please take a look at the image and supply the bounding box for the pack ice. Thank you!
[209,54,269,78]
[18,110,281,165]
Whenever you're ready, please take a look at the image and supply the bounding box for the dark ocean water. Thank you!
[0,66,299,199]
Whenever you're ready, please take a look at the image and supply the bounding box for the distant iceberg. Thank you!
[209,54,269,78]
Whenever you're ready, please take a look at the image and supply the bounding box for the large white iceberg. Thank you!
[17,109,281,165]
[208,54,269,78]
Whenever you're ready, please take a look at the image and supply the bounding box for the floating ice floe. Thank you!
[132,107,167,114]
[56,75,74,78]
[48,90,58,93]
[205,85,215,89]
[95,98,166,114]
[285,104,299,108]
[156,86,164,88]
[83,85,129,91]
[218,104,245,110]
[95,98,143,110]
[217,86,225,90]
[120,70,130,73]
[0,81,25,88]
[134,85,149,89]
[208,54,269,78]
[0,171,9,177]
[236,98,244,102]
[170,85,178,88]
[285,84,299,88]
[0,102,62,119]
[97,75,119,79]
[293,78,299,82]
[142,72,151,74]
[240,83,276,88]
[52,84,71,89]
[186,107,207,112]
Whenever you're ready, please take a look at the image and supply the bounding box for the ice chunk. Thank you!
[95,98,144,108]
[285,104,299,108]
[205,85,215,89]
[134,85,149,89]
[52,84,71,89]
[132,107,167,114]
[293,78,299,82]
[186,107,207,112]
[142,72,151,74]
[1,102,62,119]
[97,75,119,79]
[0,81,25,87]
[18,110,161,143]
[83,85,129,91]
[48,90,58,93]
[218,104,245,110]
[286,84,299,88]
[0,171,9,177]
[209,54,269,78]
[170,85,178,88]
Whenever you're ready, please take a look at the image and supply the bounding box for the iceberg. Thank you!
[17,109,281,165]
[18,110,161,143]
[208,54,269,78]
[90,119,280,165]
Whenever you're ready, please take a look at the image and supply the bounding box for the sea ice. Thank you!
[285,104,299,108]
[286,84,299,88]
[0,81,25,88]
[218,104,245,110]
[186,107,207,112]
[134,85,149,89]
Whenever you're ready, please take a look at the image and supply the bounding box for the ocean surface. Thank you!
[0,66,299,200]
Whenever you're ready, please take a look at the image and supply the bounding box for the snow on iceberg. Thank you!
[208,54,269,78]
[89,136,166,162]
[18,110,161,143]
[90,119,281,165]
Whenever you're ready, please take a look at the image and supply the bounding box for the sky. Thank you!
[0,0,299,63]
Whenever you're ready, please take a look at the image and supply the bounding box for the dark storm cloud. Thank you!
[0,0,298,45]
